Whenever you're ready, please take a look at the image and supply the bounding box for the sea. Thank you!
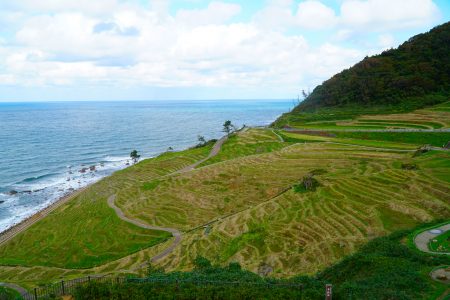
[0,100,292,233]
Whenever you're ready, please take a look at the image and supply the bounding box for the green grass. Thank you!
[199,129,288,167]
[0,145,212,269]
[0,126,449,288]
[333,132,450,147]
[273,102,450,130]
[429,231,450,252]
[0,286,22,299]
[72,227,450,300]
[278,131,419,149]
[220,224,267,261]
[0,187,171,269]
[142,180,161,191]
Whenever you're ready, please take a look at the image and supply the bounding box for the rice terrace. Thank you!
[0,6,450,300]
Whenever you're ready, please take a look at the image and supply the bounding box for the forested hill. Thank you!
[294,21,450,112]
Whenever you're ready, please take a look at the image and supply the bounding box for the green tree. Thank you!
[130,150,140,164]
[223,120,234,135]
[197,135,206,145]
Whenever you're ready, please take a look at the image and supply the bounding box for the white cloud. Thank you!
[0,0,443,98]
[176,2,241,26]
[295,1,337,29]
[340,0,440,30]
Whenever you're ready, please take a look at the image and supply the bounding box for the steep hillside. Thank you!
[294,22,450,113]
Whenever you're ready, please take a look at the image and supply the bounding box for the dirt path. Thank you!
[271,129,284,142]
[0,282,31,299]
[177,135,228,173]
[107,195,181,267]
[106,136,228,268]
[0,135,228,282]
[414,223,450,255]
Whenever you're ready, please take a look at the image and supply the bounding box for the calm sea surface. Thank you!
[0,100,292,232]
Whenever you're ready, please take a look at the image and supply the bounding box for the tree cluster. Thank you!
[295,22,450,112]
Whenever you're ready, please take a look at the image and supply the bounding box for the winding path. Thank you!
[107,195,182,267]
[414,223,450,255]
[413,223,450,294]
[0,135,228,293]
[177,135,228,173]
[106,135,228,268]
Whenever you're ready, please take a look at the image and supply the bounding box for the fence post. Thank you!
[34,287,38,300]
[61,280,65,295]
[88,276,91,283]
[325,284,332,300]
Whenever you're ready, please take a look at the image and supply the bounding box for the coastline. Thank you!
[0,184,93,246]
[0,120,282,245]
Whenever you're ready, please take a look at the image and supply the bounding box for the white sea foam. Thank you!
[0,155,133,233]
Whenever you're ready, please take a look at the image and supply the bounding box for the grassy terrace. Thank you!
[0,145,212,270]
[149,142,450,276]
[273,101,450,130]
[0,127,449,288]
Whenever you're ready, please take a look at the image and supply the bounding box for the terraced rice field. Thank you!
[280,102,450,130]
[0,145,213,269]
[0,128,449,287]
[147,143,450,276]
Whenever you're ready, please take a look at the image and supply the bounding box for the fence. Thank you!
[22,276,122,300]
[22,276,306,300]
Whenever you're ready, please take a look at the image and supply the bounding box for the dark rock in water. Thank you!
[79,167,88,173]
[68,188,75,191]
[23,190,32,194]
[8,190,18,195]
[100,163,104,167]
[0,200,4,204]
[89,165,96,171]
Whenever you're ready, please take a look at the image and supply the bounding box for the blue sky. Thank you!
[0,0,448,101]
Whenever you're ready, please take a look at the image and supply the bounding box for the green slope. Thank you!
[274,22,450,128]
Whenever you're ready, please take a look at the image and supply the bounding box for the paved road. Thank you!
[414,223,450,254]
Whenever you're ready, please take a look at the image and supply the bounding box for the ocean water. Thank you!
[0,100,292,233]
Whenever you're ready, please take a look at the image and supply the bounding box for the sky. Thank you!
[0,0,448,101]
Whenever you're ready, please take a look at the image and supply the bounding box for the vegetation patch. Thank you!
[401,163,418,170]
[336,132,450,148]
[0,286,21,300]
[142,180,161,191]
[221,225,267,261]
[429,230,450,253]
[72,227,450,300]
[293,174,320,193]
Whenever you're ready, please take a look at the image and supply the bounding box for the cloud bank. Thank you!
[0,0,444,100]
